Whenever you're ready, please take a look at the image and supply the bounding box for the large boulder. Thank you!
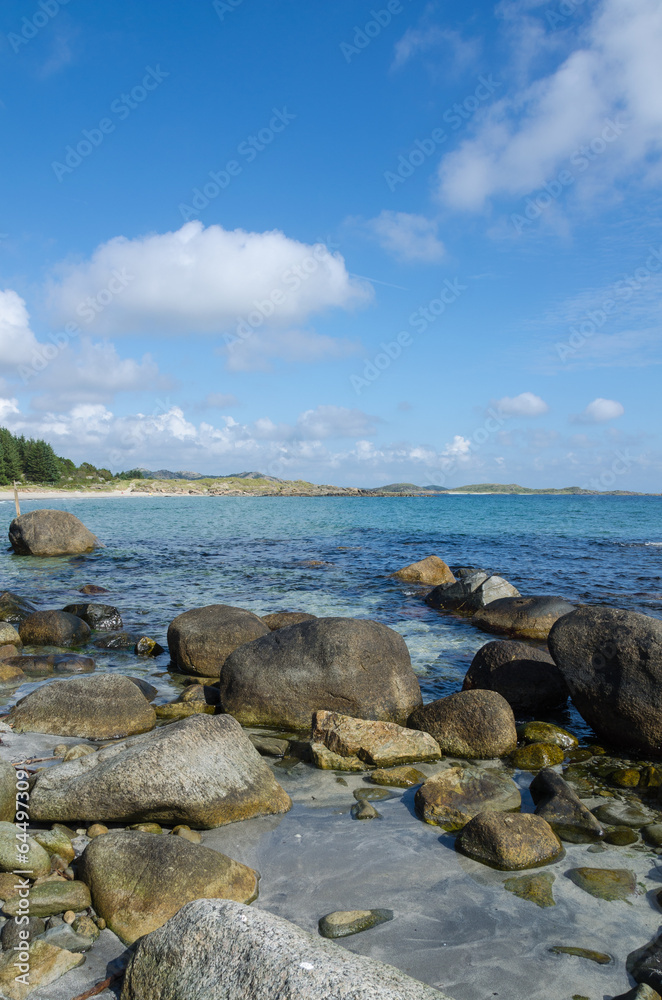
[530,768,604,843]
[79,830,259,945]
[415,766,521,831]
[9,509,101,557]
[311,710,440,767]
[8,673,156,739]
[462,639,569,712]
[18,610,91,648]
[28,714,291,827]
[548,607,662,754]
[392,556,455,586]
[167,604,269,677]
[408,690,517,759]
[426,572,520,612]
[121,899,450,1000]
[219,617,422,729]
[456,812,564,870]
[472,596,576,640]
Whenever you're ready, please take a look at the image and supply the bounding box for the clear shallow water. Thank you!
[1,494,661,739]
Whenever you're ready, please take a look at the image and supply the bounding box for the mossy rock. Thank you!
[566,867,636,901]
[511,742,564,771]
[318,908,393,939]
[503,871,555,908]
[368,766,427,788]
[550,945,612,964]
[520,721,578,749]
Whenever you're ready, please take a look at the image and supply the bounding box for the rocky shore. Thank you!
[0,510,662,998]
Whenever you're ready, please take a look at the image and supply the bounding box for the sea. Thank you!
[1,493,661,740]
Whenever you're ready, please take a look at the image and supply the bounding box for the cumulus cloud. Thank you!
[494,391,549,416]
[363,212,445,262]
[0,290,42,366]
[437,0,662,210]
[572,398,625,423]
[47,221,371,337]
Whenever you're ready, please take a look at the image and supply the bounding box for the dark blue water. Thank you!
[2,494,661,739]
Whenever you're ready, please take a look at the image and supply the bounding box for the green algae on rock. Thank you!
[566,867,637,901]
[368,766,427,787]
[503,871,555,908]
[415,766,521,831]
[604,826,639,846]
[319,908,394,939]
[520,721,578,749]
[550,945,612,964]
[511,742,564,771]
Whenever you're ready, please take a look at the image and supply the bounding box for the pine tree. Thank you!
[0,428,23,481]
[23,439,59,483]
[0,440,8,487]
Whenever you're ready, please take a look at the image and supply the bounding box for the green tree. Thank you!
[0,428,23,481]
[23,439,60,483]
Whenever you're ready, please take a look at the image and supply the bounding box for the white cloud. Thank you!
[363,212,445,262]
[392,25,479,73]
[47,221,371,337]
[295,406,380,440]
[572,398,625,423]
[437,0,662,210]
[494,391,549,416]
[0,290,42,366]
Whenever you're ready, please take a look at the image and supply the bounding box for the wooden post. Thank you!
[13,481,20,517]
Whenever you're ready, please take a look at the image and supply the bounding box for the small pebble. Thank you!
[63,910,75,924]
[87,824,109,838]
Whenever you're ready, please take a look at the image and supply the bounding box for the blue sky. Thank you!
[0,0,660,489]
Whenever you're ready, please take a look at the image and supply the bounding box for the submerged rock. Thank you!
[549,945,612,964]
[318,909,393,939]
[520,721,578,749]
[220,617,422,729]
[9,673,156,739]
[593,799,657,828]
[369,766,427,788]
[9,509,101,557]
[62,602,122,630]
[415,766,521,831]
[566,867,636,901]
[504,872,555,908]
[121,899,450,1000]
[168,604,269,677]
[311,710,440,767]
[29,713,291,827]
[473,596,576,640]
[392,556,455,586]
[530,768,604,843]
[456,812,563,870]
[19,610,91,648]
[0,591,37,623]
[462,640,568,713]
[408,689,517,759]
[78,830,259,945]
[549,606,662,755]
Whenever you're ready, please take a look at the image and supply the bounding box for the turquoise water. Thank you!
[1,494,661,738]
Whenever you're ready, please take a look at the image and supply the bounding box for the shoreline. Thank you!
[0,488,656,501]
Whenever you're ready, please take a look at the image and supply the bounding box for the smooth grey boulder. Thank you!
[29,713,291,827]
[530,768,604,843]
[462,639,569,712]
[120,899,450,1000]
[9,673,156,739]
[79,830,259,945]
[220,617,422,729]
[19,610,91,648]
[9,509,101,556]
[549,606,662,754]
[473,596,576,640]
[168,604,269,677]
[426,572,519,612]
[408,689,517,759]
